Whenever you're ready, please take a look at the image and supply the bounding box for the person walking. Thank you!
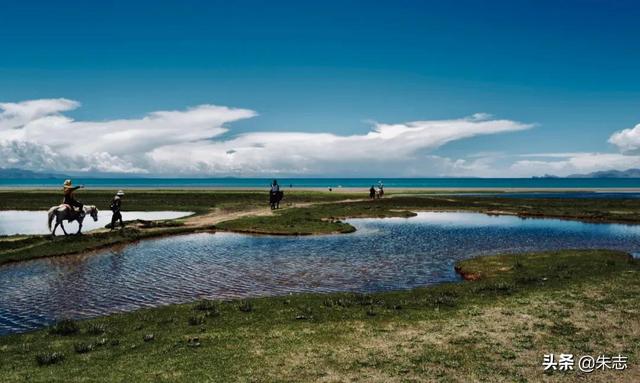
[369,185,376,199]
[110,190,125,230]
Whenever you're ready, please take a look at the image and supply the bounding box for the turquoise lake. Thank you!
[3,177,640,189]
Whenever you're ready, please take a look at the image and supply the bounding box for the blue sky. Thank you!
[1,0,639,176]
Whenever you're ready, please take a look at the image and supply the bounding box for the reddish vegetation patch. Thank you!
[454,266,482,281]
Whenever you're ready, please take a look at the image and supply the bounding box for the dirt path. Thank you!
[182,198,371,228]
[184,206,274,227]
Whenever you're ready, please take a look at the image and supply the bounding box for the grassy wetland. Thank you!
[0,190,359,264]
[3,189,640,264]
[0,249,638,382]
[1,190,640,381]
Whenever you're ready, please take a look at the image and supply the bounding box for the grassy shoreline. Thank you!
[1,249,637,382]
[2,191,640,381]
[3,190,640,265]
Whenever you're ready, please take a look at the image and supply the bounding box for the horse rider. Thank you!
[110,190,125,230]
[270,179,281,209]
[271,179,280,194]
[62,179,85,217]
[377,180,384,197]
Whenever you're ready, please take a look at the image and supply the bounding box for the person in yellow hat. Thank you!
[62,179,85,217]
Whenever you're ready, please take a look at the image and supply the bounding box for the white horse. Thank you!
[47,205,99,236]
[375,187,384,199]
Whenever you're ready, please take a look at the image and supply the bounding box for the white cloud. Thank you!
[9,103,257,157]
[0,99,257,174]
[505,122,640,177]
[0,98,533,176]
[516,152,590,158]
[510,152,640,177]
[146,115,532,175]
[608,123,640,153]
[0,99,79,133]
[0,140,147,173]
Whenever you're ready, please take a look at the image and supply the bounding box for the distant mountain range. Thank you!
[0,168,68,179]
[566,168,640,178]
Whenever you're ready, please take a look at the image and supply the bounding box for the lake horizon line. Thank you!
[3,177,640,189]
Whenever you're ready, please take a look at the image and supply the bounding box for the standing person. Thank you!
[369,185,376,199]
[378,180,384,198]
[270,180,281,209]
[62,179,85,217]
[110,190,125,230]
[271,179,280,193]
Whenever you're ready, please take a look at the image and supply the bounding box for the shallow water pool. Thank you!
[1,211,639,335]
[0,210,193,235]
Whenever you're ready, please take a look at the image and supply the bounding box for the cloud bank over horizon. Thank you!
[1,98,639,177]
[505,124,640,177]
[0,98,536,177]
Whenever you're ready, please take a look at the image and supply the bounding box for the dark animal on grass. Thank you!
[269,190,283,210]
[47,205,99,236]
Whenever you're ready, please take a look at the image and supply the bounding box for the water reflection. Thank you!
[0,211,193,235]
[1,211,639,335]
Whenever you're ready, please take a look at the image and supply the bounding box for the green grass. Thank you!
[5,190,640,224]
[0,190,361,264]
[2,191,640,381]
[216,206,369,235]
[4,191,640,264]
[218,194,640,234]
[0,227,205,264]
[0,250,637,382]
[0,189,359,213]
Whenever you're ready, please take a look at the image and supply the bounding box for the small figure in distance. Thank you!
[369,185,376,199]
[110,190,125,230]
[270,180,283,209]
